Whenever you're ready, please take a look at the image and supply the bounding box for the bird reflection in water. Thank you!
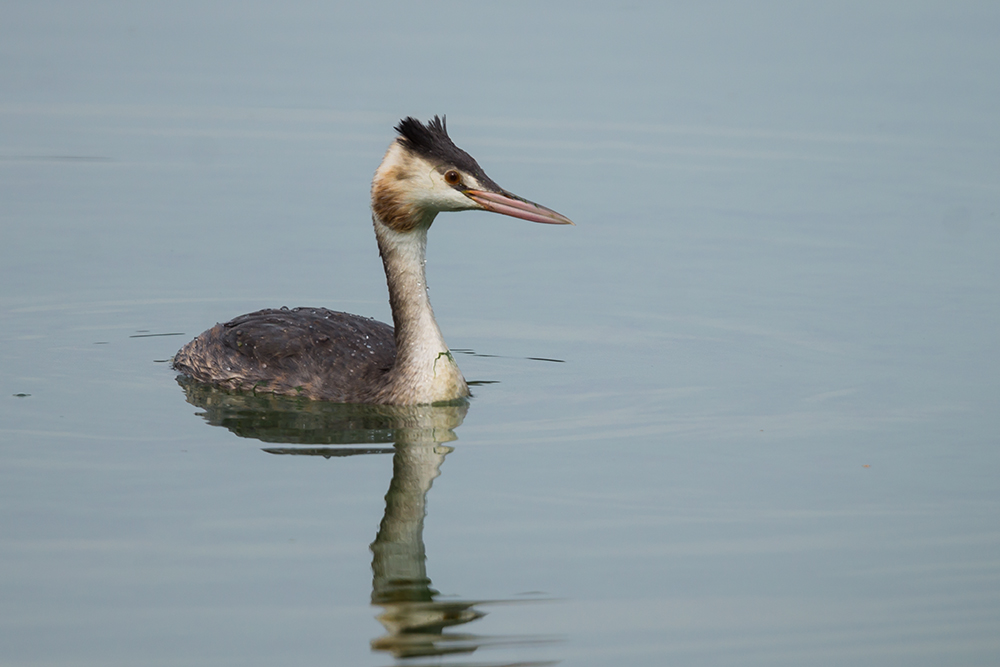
[178,378,559,664]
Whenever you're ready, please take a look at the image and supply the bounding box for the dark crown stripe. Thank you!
[394,116,499,190]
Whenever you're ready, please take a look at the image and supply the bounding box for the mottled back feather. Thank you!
[173,308,397,403]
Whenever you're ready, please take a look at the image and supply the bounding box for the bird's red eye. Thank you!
[444,170,461,185]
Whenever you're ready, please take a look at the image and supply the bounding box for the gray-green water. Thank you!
[3,3,999,665]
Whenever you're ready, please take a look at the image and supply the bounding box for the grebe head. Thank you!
[372,116,574,233]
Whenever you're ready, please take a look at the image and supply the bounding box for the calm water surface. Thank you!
[2,3,999,666]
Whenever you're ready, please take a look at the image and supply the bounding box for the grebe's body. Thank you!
[172,116,572,405]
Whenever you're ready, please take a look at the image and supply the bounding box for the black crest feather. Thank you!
[394,116,499,189]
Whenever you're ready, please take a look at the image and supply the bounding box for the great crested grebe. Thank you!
[172,116,573,405]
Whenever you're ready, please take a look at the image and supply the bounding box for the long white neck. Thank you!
[373,215,469,404]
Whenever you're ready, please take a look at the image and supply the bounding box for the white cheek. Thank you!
[443,188,476,209]
[420,176,477,211]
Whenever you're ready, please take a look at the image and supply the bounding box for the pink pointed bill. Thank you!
[467,190,575,225]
